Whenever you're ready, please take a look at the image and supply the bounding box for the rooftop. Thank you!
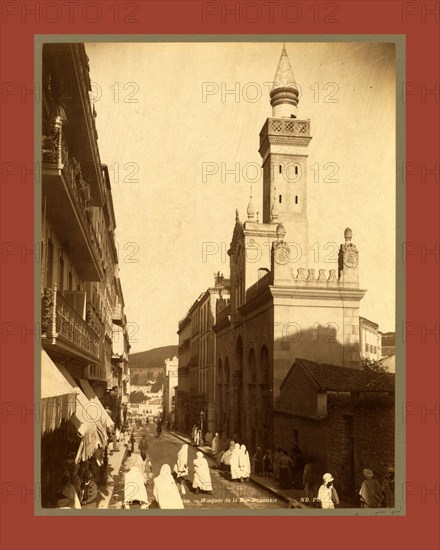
[281,358,395,393]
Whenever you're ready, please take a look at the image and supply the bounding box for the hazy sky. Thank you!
[85,41,396,353]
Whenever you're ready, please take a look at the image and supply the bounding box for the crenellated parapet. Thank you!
[271,226,361,289]
[287,267,353,288]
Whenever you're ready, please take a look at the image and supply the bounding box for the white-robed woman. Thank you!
[153,464,184,509]
[239,444,251,482]
[230,443,241,482]
[133,451,153,485]
[174,443,189,494]
[192,451,213,493]
[124,465,149,509]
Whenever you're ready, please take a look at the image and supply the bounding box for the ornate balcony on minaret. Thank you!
[259,117,312,159]
[259,44,312,273]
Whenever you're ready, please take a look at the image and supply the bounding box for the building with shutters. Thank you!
[40,43,129,505]
[176,273,230,434]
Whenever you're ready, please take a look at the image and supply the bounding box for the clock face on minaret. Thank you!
[344,250,358,268]
[338,227,360,285]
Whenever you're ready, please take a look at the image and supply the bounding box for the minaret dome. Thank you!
[270,44,299,118]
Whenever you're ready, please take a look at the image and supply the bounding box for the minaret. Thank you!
[270,44,299,118]
[259,44,312,272]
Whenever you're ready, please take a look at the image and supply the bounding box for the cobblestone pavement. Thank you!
[109,423,286,510]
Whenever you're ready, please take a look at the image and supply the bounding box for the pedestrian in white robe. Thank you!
[230,443,241,481]
[124,466,149,508]
[239,444,251,481]
[133,451,152,485]
[153,464,184,509]
[174,443,189,494]
[192,451,213,492]
[318,473,339,509]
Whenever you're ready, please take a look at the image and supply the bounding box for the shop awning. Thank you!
[41,350,76,435]
[57,365,108,462]
[79,379,114,430]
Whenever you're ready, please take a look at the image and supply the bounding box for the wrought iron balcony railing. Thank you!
[42,120,104,280]
[41,285,100,362]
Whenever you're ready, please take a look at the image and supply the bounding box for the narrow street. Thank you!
[108,424,285,510]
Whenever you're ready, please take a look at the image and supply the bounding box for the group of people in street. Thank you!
[216,439,252,482]
[151,443,214,509]
[208,432,395,509]
[124,429,216,509]
[267,443,305,489]
[55,423,133,509]
[359,466,395,508]
[211,435,302,489]
[56,462,99,509]
[172,443,213,495]
[191,425,203,446]
[309,466,395,509]
[118,426,394,509]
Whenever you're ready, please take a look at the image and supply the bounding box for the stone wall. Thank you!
[273,412,328,477]
[277,365,319,417]
[274,391,394,500]
[327,392,394,500]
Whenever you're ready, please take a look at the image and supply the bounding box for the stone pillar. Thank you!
[207,402,215,433]
[231,372,242,440]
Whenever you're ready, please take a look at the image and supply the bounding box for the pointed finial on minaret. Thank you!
[270,185,279,222]
[270,44,299,118]
[246,186,255,221]
[235,209,240,222]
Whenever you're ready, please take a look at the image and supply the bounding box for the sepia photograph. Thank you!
[37,38,402,515]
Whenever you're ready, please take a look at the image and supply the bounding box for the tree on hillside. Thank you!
[151,370,164,393]
[147,370,155,382]
[130,390,147,403]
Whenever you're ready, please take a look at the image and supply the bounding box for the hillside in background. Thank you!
[129,345,178,386]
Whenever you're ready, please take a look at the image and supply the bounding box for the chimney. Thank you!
[214,271,224,287]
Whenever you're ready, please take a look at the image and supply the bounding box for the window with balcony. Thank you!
[64,291,86,318]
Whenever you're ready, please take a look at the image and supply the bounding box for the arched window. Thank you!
[217,358,223,385]
[224,356,230,385]
[295,195,298,205]
[248,348,256,384]
[260,345,270,385]
[279,195,282,204]
[235,336,243,373]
